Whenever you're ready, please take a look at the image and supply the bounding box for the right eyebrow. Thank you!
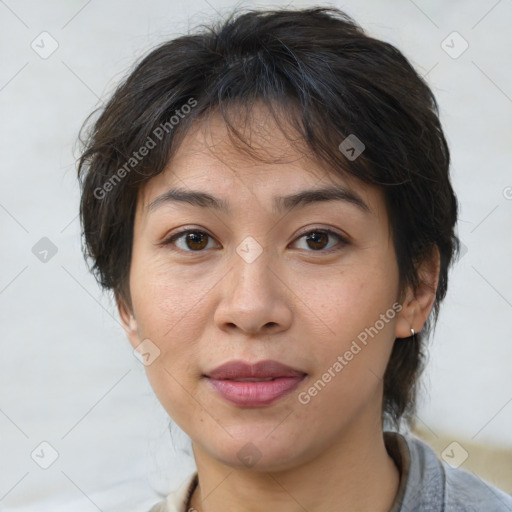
[148,188,230,213]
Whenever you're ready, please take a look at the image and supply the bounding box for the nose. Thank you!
[213,247,293,336]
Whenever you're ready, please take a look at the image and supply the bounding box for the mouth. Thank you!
[204,359,307,407]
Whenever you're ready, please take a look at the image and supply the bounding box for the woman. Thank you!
[77,7,512,511]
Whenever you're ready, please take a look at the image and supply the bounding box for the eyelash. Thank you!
[160,228,349,254]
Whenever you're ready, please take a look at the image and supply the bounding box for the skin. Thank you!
[118,105,440,512]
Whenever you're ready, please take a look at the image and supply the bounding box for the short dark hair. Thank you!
[77,6,459,426]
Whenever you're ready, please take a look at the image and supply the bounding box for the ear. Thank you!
[116,292,140,350]
[395,246,440,339]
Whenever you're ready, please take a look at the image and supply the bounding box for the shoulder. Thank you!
[403,433,512,511]
[443,462,512,511]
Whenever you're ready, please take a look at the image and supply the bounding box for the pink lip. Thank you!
[204,359,307,407]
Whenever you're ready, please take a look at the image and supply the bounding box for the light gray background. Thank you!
[1,0,511,510]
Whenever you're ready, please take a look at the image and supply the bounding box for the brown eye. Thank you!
[183,232,209,250]
[162,230,217,251]
[293,229,348,252]
[305,231,329,250]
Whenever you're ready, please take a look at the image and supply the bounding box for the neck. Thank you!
[188,419,400,512]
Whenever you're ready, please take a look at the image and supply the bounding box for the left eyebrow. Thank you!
[147,185,371,215]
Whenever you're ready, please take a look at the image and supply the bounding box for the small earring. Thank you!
[411,328,415,337]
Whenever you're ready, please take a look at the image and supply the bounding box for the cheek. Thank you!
[296,256,399,399]
[298,260,398,345]
[130,253,214,342]
[129,266,209,404]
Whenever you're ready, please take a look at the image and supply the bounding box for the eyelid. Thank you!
[293,226,350,244]
[291,227,350,252]
[159,226,219,250]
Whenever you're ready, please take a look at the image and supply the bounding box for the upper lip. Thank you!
[205,359,307,380]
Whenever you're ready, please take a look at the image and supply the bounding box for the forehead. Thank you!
[137,105,382,217]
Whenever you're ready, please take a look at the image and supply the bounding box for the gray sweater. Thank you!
[148,432,512,511]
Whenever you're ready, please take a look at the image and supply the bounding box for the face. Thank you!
[119,106,427,472]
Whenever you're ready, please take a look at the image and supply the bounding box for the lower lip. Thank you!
[206,376,305,407]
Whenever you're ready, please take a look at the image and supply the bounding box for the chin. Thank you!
[206,433,309,473]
